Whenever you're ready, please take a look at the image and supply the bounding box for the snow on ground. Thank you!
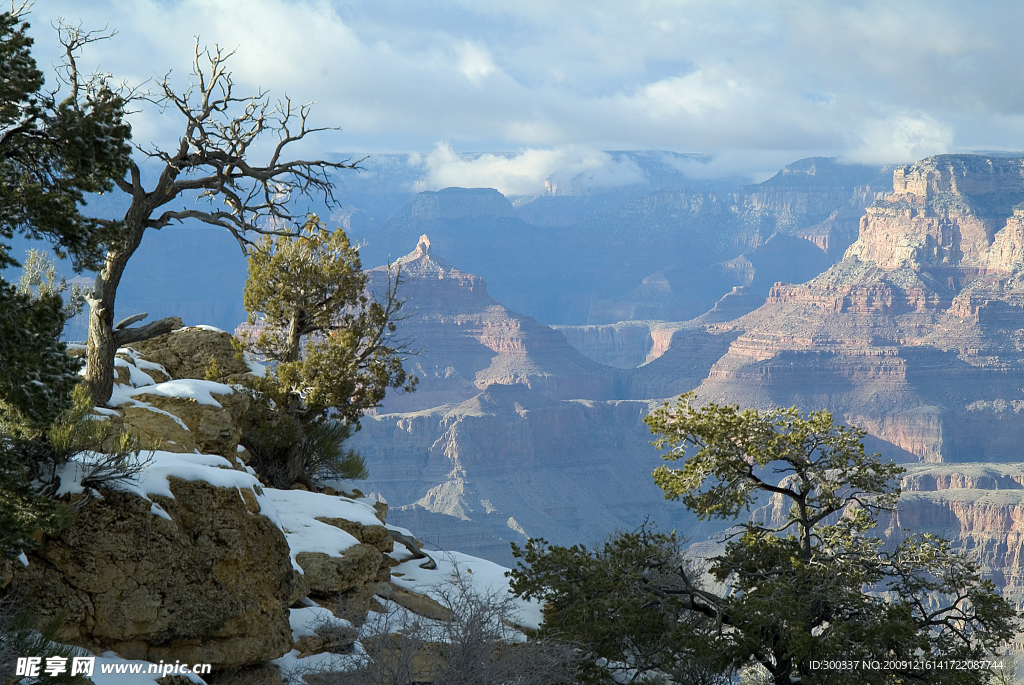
[288,605,353,641]
[243,351,267,378]
[275,604,367,683]
[391,550,544,631]
[359,597,451,640]
[272,647,367,681]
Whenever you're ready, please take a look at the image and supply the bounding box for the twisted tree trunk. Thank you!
[84,217,180,405]
[84,220,143,404]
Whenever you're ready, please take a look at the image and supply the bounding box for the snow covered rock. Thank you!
[318,517,394,554]
[128,381,248,459]
[13,468,296,668]
[293,545,383,596]
[128,326,253,383]
[118,403,197,453]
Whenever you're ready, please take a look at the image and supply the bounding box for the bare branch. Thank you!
[51,18,118,106]
[113,316,182,346]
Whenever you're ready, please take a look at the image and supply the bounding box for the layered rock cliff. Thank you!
[690,155,1024,463]
[366,235,622,412]
[350,384,708,565]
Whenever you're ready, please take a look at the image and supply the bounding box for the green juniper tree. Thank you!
[0,8,130,432]
[237,215,415,488]
[509,525,729,685]
[642,393,1017,685]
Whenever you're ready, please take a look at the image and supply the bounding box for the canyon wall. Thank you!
[354,155,1024,604]
[693,155,1024,463]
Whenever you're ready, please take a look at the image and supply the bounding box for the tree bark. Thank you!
[84,220,146,405]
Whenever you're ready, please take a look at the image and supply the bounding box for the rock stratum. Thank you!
[367,235,622,413]
[693,154,1024,464]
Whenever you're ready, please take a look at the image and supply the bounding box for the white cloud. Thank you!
[21,0,1024,172]
[628,69,754,119]
[455,42,497,85]
[847,113,954,164]
[414,143,646,196]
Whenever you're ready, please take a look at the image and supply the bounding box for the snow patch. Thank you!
[263,489,375,571]
[288,605,352,641]
[114,356,158,388]
[56,450,282,528]
[127,379,233,408]
[273,648,366,681]
[390,551,543,631]
[243,352,267,378]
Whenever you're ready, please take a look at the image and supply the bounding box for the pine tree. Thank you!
[237,216,415,487]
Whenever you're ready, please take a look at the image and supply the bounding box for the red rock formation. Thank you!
[692,154,1024,463]
[366,236,621,412]
[886,463,1024,605]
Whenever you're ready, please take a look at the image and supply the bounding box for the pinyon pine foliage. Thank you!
[643,393,1017,685]
[237,215,415,487]
[0,7,133,562]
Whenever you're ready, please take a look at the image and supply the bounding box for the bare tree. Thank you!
[316,565,581,685]
[82,40,359,404]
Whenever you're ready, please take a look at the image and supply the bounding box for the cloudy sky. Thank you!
[23,0,1024,186]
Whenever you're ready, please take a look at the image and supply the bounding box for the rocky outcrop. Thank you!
[13,476,295,668]
[129,326,253,382]
[294,545,384,594]
[11,328,486,682]
[885,463,1024,606]
[849,156,1024,270]
[125,382,249,459]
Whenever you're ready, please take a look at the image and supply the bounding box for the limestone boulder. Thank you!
[129,383,249,459]
[120,404,196,453]
[294,623,359,658]
[317,518,394,554]
[295,544,383,594]
[372,582,452,622]
[13,478,295,668]
[129,327,253,383]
